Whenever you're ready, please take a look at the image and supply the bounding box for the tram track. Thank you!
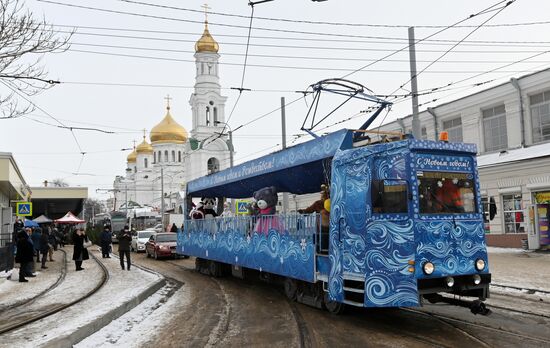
[0,251,109,335]
[403,307,550,346]
[0,249,67,312]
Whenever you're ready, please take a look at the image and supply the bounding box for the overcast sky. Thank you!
[2,0,550,200]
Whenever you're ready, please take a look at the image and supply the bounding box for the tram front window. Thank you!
[417,171,476,214]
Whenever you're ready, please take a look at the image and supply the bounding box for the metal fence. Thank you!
[185,213,321,242]
[0,207,14,272]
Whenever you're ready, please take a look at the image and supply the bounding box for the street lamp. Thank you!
[214,120,234,168]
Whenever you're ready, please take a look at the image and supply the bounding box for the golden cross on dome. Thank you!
[132,139,137,148]
[201,3,211,22]
[142,129,147,139]
[164,94,172,109]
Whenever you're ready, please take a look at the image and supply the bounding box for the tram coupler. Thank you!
[423,294,492,316]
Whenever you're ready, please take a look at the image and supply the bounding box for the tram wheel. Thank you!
[323,293,345,315]
[284,278,298,301]
[209,261,221,277]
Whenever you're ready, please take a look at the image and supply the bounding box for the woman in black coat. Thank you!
[72,228,89,271]
[15,230,34,282]
[39,230,50,270]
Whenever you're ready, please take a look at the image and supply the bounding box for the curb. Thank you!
[43,253,167,348]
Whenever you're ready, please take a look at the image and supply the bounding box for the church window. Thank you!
[134,166,137,173]
[207,157,220,174]
[206,106,211,125]
[207,62,212,74]
[178,151,182,162]
[154,152,156,163]
[144,158,148,168]
[172,150,176,162]
[201,63,204,74]
[164,150,168,162]
[158,151,162,162]
[214,107,218,123]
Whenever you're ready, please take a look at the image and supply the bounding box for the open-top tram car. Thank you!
[177,127,491,315]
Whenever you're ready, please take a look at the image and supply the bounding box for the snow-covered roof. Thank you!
[477,142,550,168]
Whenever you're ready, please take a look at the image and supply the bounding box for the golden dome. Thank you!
[127,147,137,163]
[150,106,188,144]
[195,21,219,53]
[136,136,153,154]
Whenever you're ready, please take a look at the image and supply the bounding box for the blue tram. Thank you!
[178,129,491,314]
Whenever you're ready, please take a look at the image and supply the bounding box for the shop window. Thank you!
[530,90,550,143]
[442,117,463,142]
[502,193,524,233]
[482,105,508,152]
[372,179,408,214]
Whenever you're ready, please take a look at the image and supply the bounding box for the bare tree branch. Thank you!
[0,0,72,118]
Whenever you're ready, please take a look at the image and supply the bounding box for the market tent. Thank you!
[24,219,39,228]
[33,215,53,224]
[55,211,85,224]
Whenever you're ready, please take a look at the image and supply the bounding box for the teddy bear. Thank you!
[191,198,218,219]
[252,186,284,234]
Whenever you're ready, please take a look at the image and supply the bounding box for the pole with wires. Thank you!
[281,96,288,214]
[408,26,421,139]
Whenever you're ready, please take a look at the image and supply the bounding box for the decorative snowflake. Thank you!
[235,256,238,263]
[300,238,307,251]
[246,235,251,244]
[437,180,443,188]
[213,233,216,241]
[452,178,459,184]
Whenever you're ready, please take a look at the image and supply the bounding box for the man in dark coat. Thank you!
[39,229,50,269]
[15,230,34,282]
[117,226,132,270]
[100,226,112,258]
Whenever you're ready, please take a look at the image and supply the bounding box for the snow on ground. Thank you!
[0,250,64,308]
[0,249,163,348]
[75,283,191,348]
[488,248,550,292]
[487,246,529,254]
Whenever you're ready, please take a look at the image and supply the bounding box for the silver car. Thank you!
[131,230,156,252]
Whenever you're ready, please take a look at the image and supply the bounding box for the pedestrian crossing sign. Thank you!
[235,200,250,215]
[16,202,32,216]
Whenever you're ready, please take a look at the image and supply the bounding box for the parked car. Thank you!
[145,232,178,259]
[131,230,156,252]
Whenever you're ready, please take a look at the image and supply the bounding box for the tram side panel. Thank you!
[178,215,317,282]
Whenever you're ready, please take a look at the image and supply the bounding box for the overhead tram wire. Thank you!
[37,0,521,43]
[341,0,511,80]
[113,0,550,29]
[37,23,550,46]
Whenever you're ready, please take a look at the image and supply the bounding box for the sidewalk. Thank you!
[0,246,165,348]
[488,246,550,292]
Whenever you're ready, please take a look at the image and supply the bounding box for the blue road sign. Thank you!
[16,202,33,216]
[235,200,250,215]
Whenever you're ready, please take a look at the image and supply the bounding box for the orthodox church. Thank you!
[113,20,231,212]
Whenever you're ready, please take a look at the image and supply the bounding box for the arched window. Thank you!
[158,151,162,162]
[207,157,220,174]
[178,151,182,162]
[213,107,218,123]
[134,166,137,173]
[144,158,148,168]
[172,150,175,162]
[164,150,169,162]
[206,106,210,125]
[201,62,204,74]
[153,152,156,163]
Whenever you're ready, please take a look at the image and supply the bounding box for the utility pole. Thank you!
[281,97,289,214]
[160,167,165,228]
[408,26,421,139]
[228,130,234,168]
[125,184,129,227]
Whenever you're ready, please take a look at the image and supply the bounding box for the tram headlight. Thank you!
[422,262,435,275]
[445,276,455,288]
[473,274,482,285]
[475,258,486,271]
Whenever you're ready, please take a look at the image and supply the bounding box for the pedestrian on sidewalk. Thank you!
[72,228,89,271]
[117,226,132,271]
[23,228,36,277]
[39,228,50,269]
[47,226,57,261]
[31,228,42,263]
[100,225,112,258]
[15,230,34,282]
